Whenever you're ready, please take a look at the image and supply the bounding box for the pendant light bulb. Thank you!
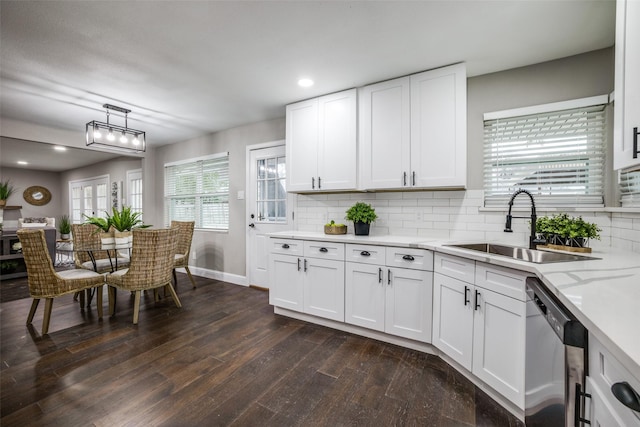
[94,125,102,139]
[107,128,115,141]
[132,134,140,146]
[120,131,128,144]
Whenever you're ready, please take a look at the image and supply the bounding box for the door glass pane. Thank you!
[255,154,287,223]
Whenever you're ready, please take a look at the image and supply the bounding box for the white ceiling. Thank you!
[0,0,615,153]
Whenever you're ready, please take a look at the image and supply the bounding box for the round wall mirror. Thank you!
[23,186,52,206]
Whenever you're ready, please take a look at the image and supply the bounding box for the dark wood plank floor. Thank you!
[1,273,523,426]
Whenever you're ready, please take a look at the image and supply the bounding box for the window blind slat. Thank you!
[483,104,606,207]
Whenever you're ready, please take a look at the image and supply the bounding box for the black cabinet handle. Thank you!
[633,126,638,159]
[402,255,415,261]
[311,177,315,189]
[378,268,382,283]
[282,244,290,249]
[361,251,371,257]
[464,286,470,306]
[388,269,391,285]
[474,290,481,311]
[611,382,640,412]
[318,176,321,189]
[319,247,328,253]
[403,172,407,186]
[297,258,301,271]
[412,171,416,186]
[304,259,307,272]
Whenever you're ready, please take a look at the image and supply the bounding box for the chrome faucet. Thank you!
[504,189,546,250]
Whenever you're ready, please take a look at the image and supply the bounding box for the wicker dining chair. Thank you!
[105,228,181,324]
[171,220,197,289]
[71,223,130,273]
[17,229,106,335]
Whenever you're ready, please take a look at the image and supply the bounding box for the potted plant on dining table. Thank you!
[84,206,150,249]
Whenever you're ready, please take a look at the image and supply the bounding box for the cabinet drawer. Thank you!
[475,262,528,301]
[434,253,475,283]
[304,241,345,260]
[270,238,303,256]
[345,244,385,265]
[589,335,640,426]
[385,247,433,271]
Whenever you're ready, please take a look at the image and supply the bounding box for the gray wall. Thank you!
[0,166,62,225]
[152,118,285,277]
[467,47,614,190]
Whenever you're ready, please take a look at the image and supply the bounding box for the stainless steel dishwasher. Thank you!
[525,277,588,427]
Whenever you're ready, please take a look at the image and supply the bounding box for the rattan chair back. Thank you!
[171,220,194,268]
[71,223,110,266]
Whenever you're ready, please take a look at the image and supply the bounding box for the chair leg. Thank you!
[96,285,103,318]
[164,283,182,308]
[132,291,141,325]
[42,298,54,335]
[79,290,86,310]
[27,298,40,324]
[172,269,178,289]
[185,266,197,289]
[108,286,116,316]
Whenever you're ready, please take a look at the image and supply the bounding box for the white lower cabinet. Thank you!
[586,377,628,427]
[345,245,433,343]
[269,239,345,321]
[433,253,527,409]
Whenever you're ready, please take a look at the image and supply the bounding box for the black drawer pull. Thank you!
[282,244,290,249]
[464,286,470,306]
[361,251,371,257]
[402,255,415,261]
[475,290,481,311]
[611,382,640,412]
[319,247,328,253]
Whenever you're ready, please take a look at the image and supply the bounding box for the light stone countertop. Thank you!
[269,231,640,379]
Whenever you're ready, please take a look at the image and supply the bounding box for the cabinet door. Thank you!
[286,98,318,191]
[303,257,345,321]
[269,254,304,312]
[432,273,473,370]
[359,77,410,189]
[614,0,640,170]
[472,288,526,409]
[410,63,467,188]
[385,267,432,342]
[317,89,358,190]
[345,262,385,331]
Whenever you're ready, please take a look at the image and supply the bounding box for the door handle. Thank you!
[318,176,321,189]
[387,268,391,285]
[412,171,416,186]
[378,268,383,283]
[248,223,255,228]
[403,171,407,186]
[464,286,470,306]
[474,290,481,311]
[297,258,301,271]
[311,177,315,189]
[304,259,307,272]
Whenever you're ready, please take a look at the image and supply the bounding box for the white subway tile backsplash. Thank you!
[293,191,640,253]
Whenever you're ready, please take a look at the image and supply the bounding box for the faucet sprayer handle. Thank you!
[504,214,513,232]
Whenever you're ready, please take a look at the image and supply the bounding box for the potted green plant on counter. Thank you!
[536,213,600,252]
[0,179,15,208]
[58,214,71,240]
[345,202,377,236]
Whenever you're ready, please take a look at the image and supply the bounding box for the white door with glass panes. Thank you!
[247,143,294,288]
[69,176,109,224]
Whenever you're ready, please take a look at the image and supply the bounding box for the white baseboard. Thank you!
[178,266,247,287]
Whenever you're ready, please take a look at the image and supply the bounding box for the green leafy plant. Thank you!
[0,179,15,201]
[58,214,71,235]
[536,213,601,247]
[345,202,378,224]
[106,206,150,232]
[83,215,112,233]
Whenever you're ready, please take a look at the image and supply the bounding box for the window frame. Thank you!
[164,152,230,231]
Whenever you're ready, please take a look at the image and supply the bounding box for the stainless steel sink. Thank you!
[443,243,600,263]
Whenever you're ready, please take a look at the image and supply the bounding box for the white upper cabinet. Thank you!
[410,64,467,188]
[614,0,640,170]
[359,77,411,189]
[359,63,467,190]
[286,89,357,192]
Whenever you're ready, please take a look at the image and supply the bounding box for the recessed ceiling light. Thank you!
[298,78,314,88]
[54,146,67,151]
[17,161,28,165]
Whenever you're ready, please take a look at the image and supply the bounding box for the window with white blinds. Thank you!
[483,102,607,208]
[620,170,640,207]
[164,153,229,230]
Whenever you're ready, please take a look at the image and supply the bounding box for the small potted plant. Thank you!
[83,215,114,248]
[345,202,377,236]
[0,179,15,208]
[324,220,347,235]
[58,214,71,240]
[106,206,150,248]
[536,213,600,252]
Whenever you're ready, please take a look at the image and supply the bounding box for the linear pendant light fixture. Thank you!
[86,103,146,153]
